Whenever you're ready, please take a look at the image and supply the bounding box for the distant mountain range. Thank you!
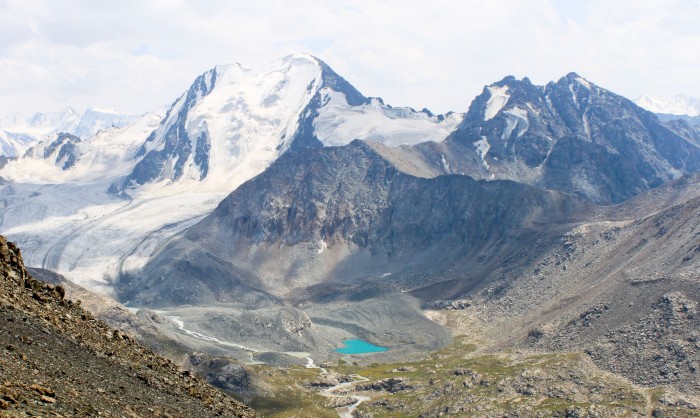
[634,94,700,117]
[0,107,137,157]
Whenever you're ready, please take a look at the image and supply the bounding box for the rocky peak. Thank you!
[124,139,589,305]
[317,58,368,106]
[463,75,539,123]
[124,68,218,188]
[446,72,700,204]
[25,132,82,170]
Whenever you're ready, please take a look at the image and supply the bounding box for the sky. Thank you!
[1,0,699,116]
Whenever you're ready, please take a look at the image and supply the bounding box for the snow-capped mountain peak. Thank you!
[0,54,463,293]
[115,54,460,193]
[118,55,326,192]
[72,108,139,139]
[634,94,700,116]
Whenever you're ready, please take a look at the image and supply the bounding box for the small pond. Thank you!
[335,339,388,354]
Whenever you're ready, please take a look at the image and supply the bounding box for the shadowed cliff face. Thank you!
[119,140,589,307]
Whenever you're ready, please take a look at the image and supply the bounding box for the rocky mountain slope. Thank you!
[0,235,259,417]
[122,141,700,394]
[120,139,589,307]
[468,179,700,392]
[656,113,700,128]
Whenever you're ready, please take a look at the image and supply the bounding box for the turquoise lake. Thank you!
[335,339,388,354]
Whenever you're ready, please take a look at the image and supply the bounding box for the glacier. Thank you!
[0,54,461,295]
[313,92,461,147]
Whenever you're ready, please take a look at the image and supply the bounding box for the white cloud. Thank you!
[1,0,698,115]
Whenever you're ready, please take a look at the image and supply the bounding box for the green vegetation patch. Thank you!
[250,335,696,417]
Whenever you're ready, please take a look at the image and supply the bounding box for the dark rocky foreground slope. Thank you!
[0,235,259,417]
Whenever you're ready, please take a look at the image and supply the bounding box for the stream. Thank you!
[165,315,259,352]
[322,374,370,418]
[165,314,372,417]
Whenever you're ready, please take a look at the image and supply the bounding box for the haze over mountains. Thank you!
[0,107,138,159]
[634,94,700,117]
[1,54,699,413]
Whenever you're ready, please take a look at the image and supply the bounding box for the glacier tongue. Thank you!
[0,180,223,295]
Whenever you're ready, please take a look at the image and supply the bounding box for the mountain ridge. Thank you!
[119,138,591,306]
[442,72,700,203]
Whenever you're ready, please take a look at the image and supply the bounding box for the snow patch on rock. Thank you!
[484,86,510,121]
[474,136,491,170]
[502,106,529,139]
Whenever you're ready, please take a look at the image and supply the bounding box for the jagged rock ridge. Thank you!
[434,73,700,203]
